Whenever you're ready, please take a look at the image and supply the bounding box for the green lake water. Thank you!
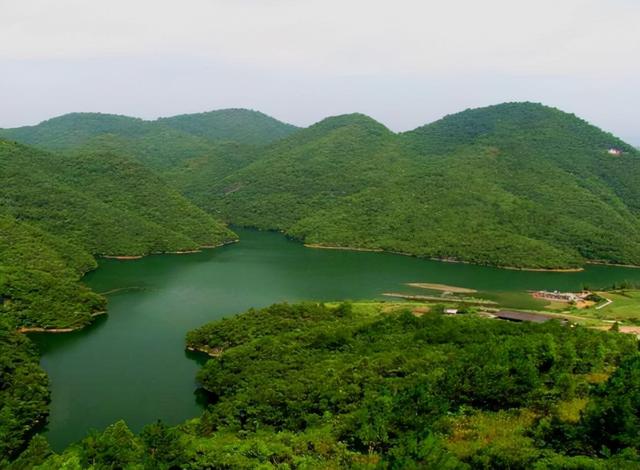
[32,228,640,450]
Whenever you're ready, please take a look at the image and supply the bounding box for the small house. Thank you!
[608,148,622,156]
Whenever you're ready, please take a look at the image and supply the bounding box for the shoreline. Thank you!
[99,239,240,261]
[304,243,384,253]
[18,239,240,336]
[383,292,498,306]
[186,345,223,357]
[303,243,585,272]
[587,261,640,269]
[502,266,584,273]
[19,311,107,334]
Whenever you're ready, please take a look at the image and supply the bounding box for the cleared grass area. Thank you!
[590,290,640,323]
[443,409,538,462]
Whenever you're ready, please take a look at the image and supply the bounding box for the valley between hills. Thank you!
[3,102,640,468]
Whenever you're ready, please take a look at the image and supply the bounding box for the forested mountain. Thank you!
[3,103,640,466]
[4,103,639,269]
[175,103,640,269]
[0,138,235,330]
[0,109,298,168]
[157,108,300,144]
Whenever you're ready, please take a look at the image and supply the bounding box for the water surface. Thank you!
[32,228,640,450]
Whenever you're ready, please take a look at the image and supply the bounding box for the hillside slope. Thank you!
[0,139,235,329]
[188,103,640,269]
[0,138,237,460]
[157,108,299,144]
[0,109,298,168]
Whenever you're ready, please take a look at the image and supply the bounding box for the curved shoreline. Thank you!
[303,243,585,272]
[19,311,107,334]
[99,239,239,260]
[18,240,239,335]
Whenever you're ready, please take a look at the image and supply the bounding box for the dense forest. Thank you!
[0,137,235,463]
[0,138,236,330]
[5,103,639,269]
[186,104,640,269]
[2,103,640,467]
[0,109,299,169]
[13,302,640,468]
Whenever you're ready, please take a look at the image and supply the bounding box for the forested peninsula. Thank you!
[15,302,640,468]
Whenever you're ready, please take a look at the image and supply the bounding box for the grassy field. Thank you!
[578,290,640,324]
[330,287,640,331]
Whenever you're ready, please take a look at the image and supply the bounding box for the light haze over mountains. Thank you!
[1,0,638,144]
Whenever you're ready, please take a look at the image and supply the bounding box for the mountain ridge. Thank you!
[179,102,640,269]
[3,102,639,269]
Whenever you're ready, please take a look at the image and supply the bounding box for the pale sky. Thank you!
[1,0,638,143]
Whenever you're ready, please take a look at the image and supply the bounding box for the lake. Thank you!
[32,228,640,450]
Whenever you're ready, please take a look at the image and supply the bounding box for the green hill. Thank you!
[0,139,235,330]
[0,109,298,168]
[0,138,237,459]
[4,103,640,269]
[178,103,640,269]
[157,108,299,145]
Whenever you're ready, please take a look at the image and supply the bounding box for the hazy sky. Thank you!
[1,0,638,143]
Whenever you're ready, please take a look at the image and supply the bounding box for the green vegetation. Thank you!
[0,140,234,258]
[157,109,300,145]
[176,103,640,269]
[0,138,235,330]
[0,320,49,464]
[6,103,639,269]
[19,302,640,468]
[3,102,640,466]
[0,137,235,461]
[0,109,299,169]
[571,289,640,325]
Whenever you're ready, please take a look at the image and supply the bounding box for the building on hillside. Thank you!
[608,148,623,156]
[444,308,458,315]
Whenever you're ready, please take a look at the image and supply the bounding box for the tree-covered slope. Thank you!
[0,138,235,330]
[4,103,639,269]
[184,103,640,269]
[0,319,49,463]
[0,109,298,168]
[157,108,299,145]
[0,137,238,461]
[22,302,640,468]
[0,139,235,257]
